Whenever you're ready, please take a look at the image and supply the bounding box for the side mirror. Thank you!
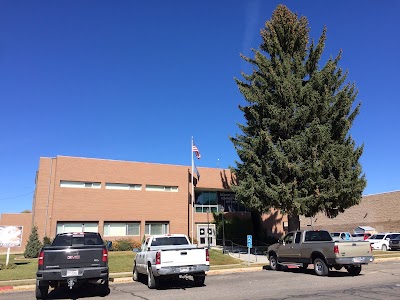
[132,248,139,253]
[278,239,283,244]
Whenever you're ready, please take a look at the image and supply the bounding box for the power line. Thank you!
[0,191,34,201]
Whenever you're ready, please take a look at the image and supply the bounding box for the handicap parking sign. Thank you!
[247,235,252,248]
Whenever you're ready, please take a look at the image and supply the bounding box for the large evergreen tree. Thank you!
[231,5,366,231]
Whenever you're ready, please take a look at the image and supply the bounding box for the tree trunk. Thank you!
[288,214,300,232]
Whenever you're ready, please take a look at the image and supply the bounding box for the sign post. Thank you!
[247,235,252,266]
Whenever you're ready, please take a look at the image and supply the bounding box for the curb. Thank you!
[0,286,13,292]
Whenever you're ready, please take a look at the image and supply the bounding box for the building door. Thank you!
[197,224,216,248]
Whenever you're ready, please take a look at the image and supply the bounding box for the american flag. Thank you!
[192,144,201,159]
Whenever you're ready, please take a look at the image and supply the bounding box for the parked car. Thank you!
[133,234,209,289]
[351,233,372,241]
[36,232,109,299]
[388,235,400,251]
[267,230,374,276]
[367,233,400,251]
[330,232,352,241]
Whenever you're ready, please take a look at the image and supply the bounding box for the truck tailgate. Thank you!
[335,241,372,257]
[43,246,105,269]
[159,248,208,267]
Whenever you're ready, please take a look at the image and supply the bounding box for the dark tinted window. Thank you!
[52,233,103,246]
[295,232,301,244]
[151,237,189,246]
[305,231,332,242]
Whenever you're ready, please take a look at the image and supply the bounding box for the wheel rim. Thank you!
[270,257,276,268]
[315,260,322,274]
[382,245,387,251]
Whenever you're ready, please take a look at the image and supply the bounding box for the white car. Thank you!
[367,233,400,251]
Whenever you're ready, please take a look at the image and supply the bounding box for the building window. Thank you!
[105,183,142,190]
[145,185,178,192]
[145,222,169,235]
[195,191,248,213]
[60,181,101,189]
[56,222,99,234]
[104,222,140,236]
[195,191,218,213]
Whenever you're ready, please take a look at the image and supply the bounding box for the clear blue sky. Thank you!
[1,1,399,214]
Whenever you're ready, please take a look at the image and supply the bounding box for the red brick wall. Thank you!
[300,191,400,233]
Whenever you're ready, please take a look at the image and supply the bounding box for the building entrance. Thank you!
[197,224,215,248]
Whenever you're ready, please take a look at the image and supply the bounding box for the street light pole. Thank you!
[219,205,226,254]
[207,207,210,249]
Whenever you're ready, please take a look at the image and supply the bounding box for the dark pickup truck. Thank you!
[36,232,109,299]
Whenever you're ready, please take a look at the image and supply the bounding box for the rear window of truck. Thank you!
[52,233,103,246]
[151,237,189,246]
[305,231,333,242]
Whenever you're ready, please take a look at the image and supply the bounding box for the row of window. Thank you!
[56,222,169,236]
[59,181,178,192]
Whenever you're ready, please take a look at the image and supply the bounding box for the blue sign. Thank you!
[247,235,252,248]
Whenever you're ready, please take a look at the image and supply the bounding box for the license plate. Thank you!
[353,257,364,263]
[66,269,79,277]
[180,267,190,273]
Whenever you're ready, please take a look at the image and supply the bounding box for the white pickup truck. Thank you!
[132,234,210,289]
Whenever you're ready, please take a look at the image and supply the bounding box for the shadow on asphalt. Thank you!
[45,284,110,300]
[262,265,365,277]
[135,275,205,290]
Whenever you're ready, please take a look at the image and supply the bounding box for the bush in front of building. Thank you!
[107,238,141,251]
[24,225,43,258]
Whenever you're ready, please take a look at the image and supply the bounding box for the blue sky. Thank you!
[1,1,399,214]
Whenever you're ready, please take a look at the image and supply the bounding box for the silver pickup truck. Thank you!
[267,230,373,276]
[133,234,209,289]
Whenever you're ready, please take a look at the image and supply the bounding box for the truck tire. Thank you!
[347,265,362,276]
[382,244,387,251]
[193,272,205,286]
[99,279,110,296]
[313,257,329,276]
[35,281,49,299]
[269,254,281,271]
[147,266,159,289]
[133,264,140,282]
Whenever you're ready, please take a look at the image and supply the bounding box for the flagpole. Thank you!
[191,136,195,244]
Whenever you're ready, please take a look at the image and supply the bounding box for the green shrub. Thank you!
[24,226,42,258]
[109,238,141,251]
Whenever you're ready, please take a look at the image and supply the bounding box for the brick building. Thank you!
[301,190,400,233]
[1,156,286,254]
[1,155,399,254]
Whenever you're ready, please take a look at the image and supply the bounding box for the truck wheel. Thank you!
[99,279,110,296]
[347,265,362,276]
[382,244,387,251]
[147,266,159,289]
[35,281,49,299]
[313,258,329,276]
[193,272,205,286]
[269,254,281,271]
[133,264,140,282]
